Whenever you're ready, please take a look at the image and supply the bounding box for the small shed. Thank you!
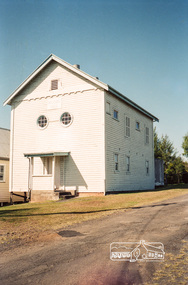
[155,159,164,186]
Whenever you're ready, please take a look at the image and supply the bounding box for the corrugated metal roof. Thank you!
[0,128,10,159]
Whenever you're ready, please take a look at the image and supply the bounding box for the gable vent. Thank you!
[51,80,58,90]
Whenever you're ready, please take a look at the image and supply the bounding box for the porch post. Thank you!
[52,156,56,190]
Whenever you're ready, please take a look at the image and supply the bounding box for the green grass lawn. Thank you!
[0,185,188,246]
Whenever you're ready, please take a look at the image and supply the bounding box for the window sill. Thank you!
[114,170,120,174]
[126,172,131,175]
[0,181,5,183]
[113,118,119,122]
[106,112,111,115]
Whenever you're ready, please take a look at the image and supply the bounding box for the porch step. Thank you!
[55,190,77,199]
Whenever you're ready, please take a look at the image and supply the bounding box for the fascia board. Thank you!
[51,54,108,90]
[3,54,108,106]
[3,55,53,106]
[108,86,159,122]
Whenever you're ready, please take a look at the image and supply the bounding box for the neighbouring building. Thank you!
[0,128,10,205]
[4,54,159,202]
[0,127,25,205]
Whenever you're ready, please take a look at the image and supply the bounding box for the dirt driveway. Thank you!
[1,194,188,285]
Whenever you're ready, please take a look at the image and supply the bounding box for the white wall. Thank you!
[10,61,105,194]
[105,91,155,192]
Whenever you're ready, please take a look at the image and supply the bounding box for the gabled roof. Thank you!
[0,128,10,160]
[3,54,159,122]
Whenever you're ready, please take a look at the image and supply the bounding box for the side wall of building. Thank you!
[105,91,155,192]
[10,61,105,195]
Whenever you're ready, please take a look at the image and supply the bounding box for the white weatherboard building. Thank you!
[4,54,158,202]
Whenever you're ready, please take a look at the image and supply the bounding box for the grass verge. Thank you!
[0,185,188,247]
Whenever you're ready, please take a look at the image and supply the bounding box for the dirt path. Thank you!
[1,194,188,285]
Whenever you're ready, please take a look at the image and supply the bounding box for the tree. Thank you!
[166,157,185,184]
[154,132,175,167]
[154,127,161,158]
[154,129,186,184]
[182,133,188,158]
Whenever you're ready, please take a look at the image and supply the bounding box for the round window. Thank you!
[60,112,72,126]
[37,115,48,129]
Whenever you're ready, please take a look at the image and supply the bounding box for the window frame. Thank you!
[114,153,119,172]
[126,156,130,172]
[0,165,5,182]
[146,160,149,175]
[37,115,48,130]
[136,121,140,131]
[60,112,73,127]
[42,157,52,176]
[106,101,111,115]
[51,79,58,90]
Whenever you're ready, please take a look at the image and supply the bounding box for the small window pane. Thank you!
[115,154,119,171]
[37,115,48,128]
[0,165,5,181]
[136,121,140,130]
[42,157,52,175]
[126,156,130,172]
[114,110,118,120]
[146,161,149,175]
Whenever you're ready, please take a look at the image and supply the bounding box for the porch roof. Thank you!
[24,152,70,158]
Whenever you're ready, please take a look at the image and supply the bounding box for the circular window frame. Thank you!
[60,112,73,127]
[37,115,49,130]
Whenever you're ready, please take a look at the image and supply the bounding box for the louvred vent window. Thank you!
[51,80,58,90]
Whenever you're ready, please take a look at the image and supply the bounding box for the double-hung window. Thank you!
[126,156,130,172]
[42,157,52,175]
[136,121,140,131]
[0,165,5,182]
[114,154,119,171]
[146,161,149,175]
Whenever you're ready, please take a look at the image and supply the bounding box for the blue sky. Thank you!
[0,0,187,158]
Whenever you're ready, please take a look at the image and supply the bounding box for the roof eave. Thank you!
[3,54,108,106]
[108,86,159,122]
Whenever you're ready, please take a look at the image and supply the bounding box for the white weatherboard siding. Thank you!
[105,91,155,191]
[10,62,105,194]
[5,54,158,200]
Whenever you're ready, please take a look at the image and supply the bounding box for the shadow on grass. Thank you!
[0,202,178,218]
[0,208,39,216]
[106,183,188,195]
